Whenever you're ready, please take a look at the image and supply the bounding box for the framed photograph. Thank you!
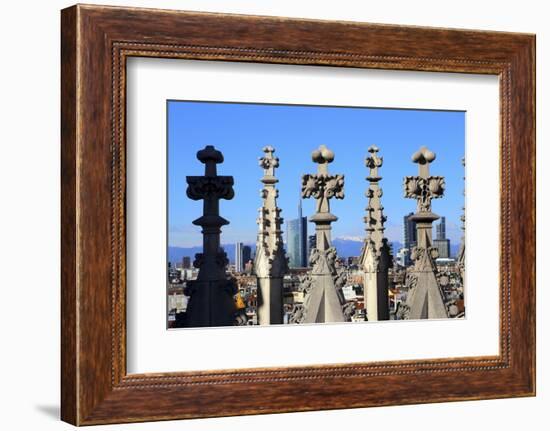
[61,4,535,425]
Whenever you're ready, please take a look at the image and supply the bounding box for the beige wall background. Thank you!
[0,1,545,429]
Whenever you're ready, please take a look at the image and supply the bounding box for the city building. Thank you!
[434,238,451,259]
[242,245,252,265]
[244,260,253,274]
[388,242,394,257]
[395,248,409,267]
[402,212,417,266]
[436,216,446,239]
[235,242,244,273]
[434,216,451,258]
[182,256,191,269]
[287,200,308,268]
[167,262,182,283]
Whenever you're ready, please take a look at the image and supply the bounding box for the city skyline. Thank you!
[168,101,465,248]
[168,224,461,267]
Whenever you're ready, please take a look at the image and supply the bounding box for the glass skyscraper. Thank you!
[287,201,308,268]
[436,216,446,240]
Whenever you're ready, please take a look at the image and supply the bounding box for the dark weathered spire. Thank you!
[184,145,237,327]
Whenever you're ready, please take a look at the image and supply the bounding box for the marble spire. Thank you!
[359,145,391,321]
[183,145,237,327]
[399,146,448,320]
[253,146,288,325]
[457,157,466,274]
[300,145,346,323]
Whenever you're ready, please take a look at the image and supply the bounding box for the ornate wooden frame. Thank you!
[61,4,535,426]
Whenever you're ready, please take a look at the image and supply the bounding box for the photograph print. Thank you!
[167,101,466,328]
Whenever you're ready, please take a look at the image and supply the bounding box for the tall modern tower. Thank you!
[242,245,252,265]
[434,216,450,258]
[287,200,308,268]
[402,212,417,266]
[235,242,244,272]
[436,216,446,239]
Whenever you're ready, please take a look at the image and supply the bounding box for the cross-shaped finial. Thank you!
[311,145,335,175]
[187,145,234,202]
[411,146,436,178]
[302,145,344,221]
[197,145,224,177]
[404,146,444,214]
[259,146,279,177]
[365,145,383,178]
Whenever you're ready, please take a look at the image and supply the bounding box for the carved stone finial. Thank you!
[411,146,436,176]
[187,146,234,202]
[183,145,236,327]
[362,145,388,253]
[400,146,448,320]
[302,145,344,221]
[366,145,383,179]
[259,145,279,178]
[255,147,285,260]
[300,145,345,323]
[197,145,224,177]
[311,145,335,174]
[254,146,288,325]
[404,146,444,215]
[360,145,391,321]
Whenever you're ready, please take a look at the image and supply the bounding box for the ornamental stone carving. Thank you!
[300,145,346,323]
[253,146,288,325]
[399,146,448,320]
[359,145,391,321]
[183,145,237,327]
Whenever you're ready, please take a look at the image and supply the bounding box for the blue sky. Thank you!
[168,101,465,248]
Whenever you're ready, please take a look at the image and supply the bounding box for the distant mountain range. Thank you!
[169,238,460,265]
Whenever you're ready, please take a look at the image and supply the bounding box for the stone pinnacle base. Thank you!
[303,275,345,323]
[184,279,237,327]
[404,271,448,319]
[257,277,284,325]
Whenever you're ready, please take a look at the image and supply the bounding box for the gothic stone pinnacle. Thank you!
[183,145,237,327]
[302,145,344,225]
[404,146,444,216]
[360,145,391,321]
[301,145,345,323]
[254,145,287,325]
[400,146,448,320]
